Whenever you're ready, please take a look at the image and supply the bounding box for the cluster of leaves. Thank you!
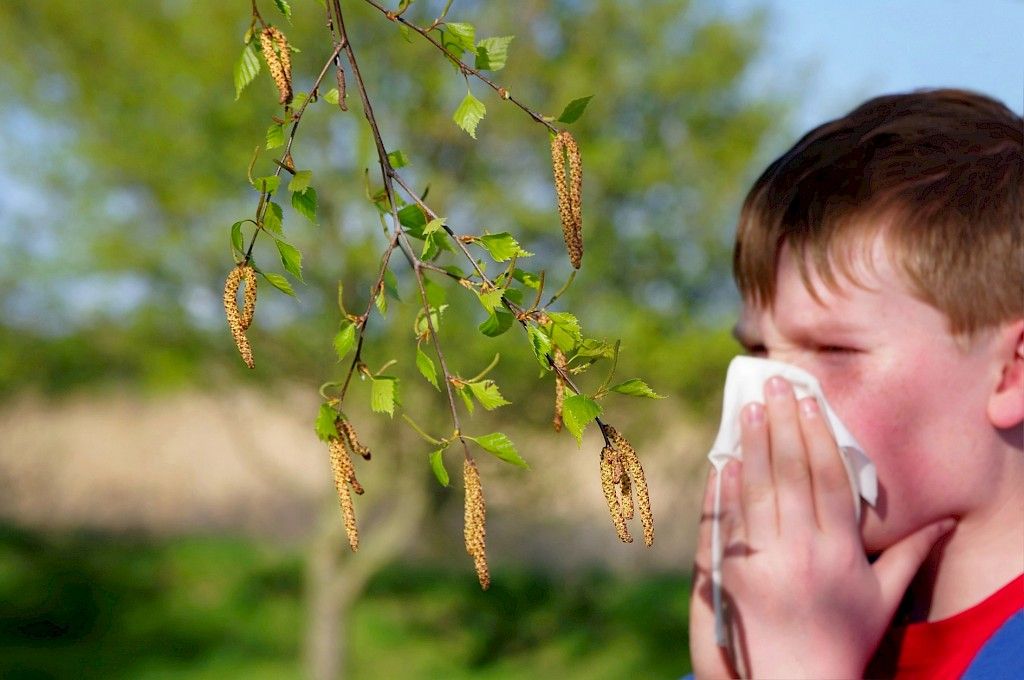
[227,0,663,582]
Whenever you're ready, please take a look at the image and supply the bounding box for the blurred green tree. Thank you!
[0,0,786,403]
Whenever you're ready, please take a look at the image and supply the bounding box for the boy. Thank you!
[689,89,1023,678]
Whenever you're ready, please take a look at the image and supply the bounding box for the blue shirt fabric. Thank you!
[961,610,1024,679]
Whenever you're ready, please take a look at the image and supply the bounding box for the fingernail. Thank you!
[939,518,958,534]
[799,397,820,417]
[743,402,765,425]
[767,375,789,396]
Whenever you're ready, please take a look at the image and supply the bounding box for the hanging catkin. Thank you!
[328,437,360,551]
[550,130,584,269]
[223,264,256,369]
[606,426,654,547]
[563,131,583,265]
[260,26,293,105]
[463,457,490,590]
[600,446,632,543]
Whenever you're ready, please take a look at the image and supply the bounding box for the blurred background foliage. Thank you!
[0,0,796,676]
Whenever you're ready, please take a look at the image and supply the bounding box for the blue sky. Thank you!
[723,0,1024,133]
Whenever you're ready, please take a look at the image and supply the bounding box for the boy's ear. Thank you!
[987,319,1024,430]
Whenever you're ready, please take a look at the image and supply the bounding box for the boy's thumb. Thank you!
[872,518,957,612]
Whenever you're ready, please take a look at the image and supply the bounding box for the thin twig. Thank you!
[244,42,345,261]
[361,0,558,133]
[330,0,471,458]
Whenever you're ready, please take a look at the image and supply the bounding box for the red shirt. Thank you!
[867,574,1024,679]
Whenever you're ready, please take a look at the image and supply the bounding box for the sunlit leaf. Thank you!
[547,311,582,351]
[266,123,284,149]
[416,345,439,390]
[275,239,303,282]
[562,394,602,445]
[262,271,295,297]
[288,169,312,193]
[476,289,504,313]
[475,35,513,71]
[610,378,666,399]
[234,43,260,100]
[371,376,398,417]
[468,380,510,410]
[333,322,356,361]
[444,22,476,53]
[315,403,339,441]
[478,233,532,261]
[453,91,486,139]
[323,88,340,106]
[472,432,528,469]
[273,0,292,19]
[387,149,409,168]
[254,175,280,195]
[527,325,552,369]
[263,201,283,234]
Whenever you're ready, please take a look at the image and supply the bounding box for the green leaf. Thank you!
[478,309,514,337]
[453,91,486,139]
[383,268,400,301]
[262,271,296,297]
[375,288,387,316]
[444,22,476,53]
[333,322,356,361]
[478,233,532,261]
[230,221,245,256]
[275,239,303,282]
[527,325,552,369]
[512,268,541,289]
[476,289,503,314]
[610,378,666,399]
[255,175,280,195]
[315,403,339,442]
[458,385,475,414]
[273,0,292,19]
[416,345,439,390]
[397,204,428,233]
[422,230,450,261]
[387,149,409,168]
[323,88,340,106]
[288,169,313,193]
[291,187,317,223]
[472,432,528,469]
[266,123,284,150]
[475,36,513,71]
[423,217,445,235]
[234,43,260,100]
[575,338,616,360]
[429,449,449,487]
[468,380,510,410]
[414,304,447,336]
[423,277,447,307]
[370,376,399,417]
[263,201,284,234]
[557,95,594,124]
[562,394,602,446]
[547,312,582,351]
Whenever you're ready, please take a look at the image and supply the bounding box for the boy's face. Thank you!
[734,240,1003,552]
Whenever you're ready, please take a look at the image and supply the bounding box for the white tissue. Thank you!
[707,356,878,646]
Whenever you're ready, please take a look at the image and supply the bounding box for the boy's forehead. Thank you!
[738,239,907,338]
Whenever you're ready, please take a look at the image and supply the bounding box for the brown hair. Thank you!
[734,88,1023,336]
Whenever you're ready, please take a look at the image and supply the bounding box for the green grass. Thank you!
[0,525,692,679]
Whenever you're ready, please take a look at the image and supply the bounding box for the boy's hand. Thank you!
[689,376,955,679]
